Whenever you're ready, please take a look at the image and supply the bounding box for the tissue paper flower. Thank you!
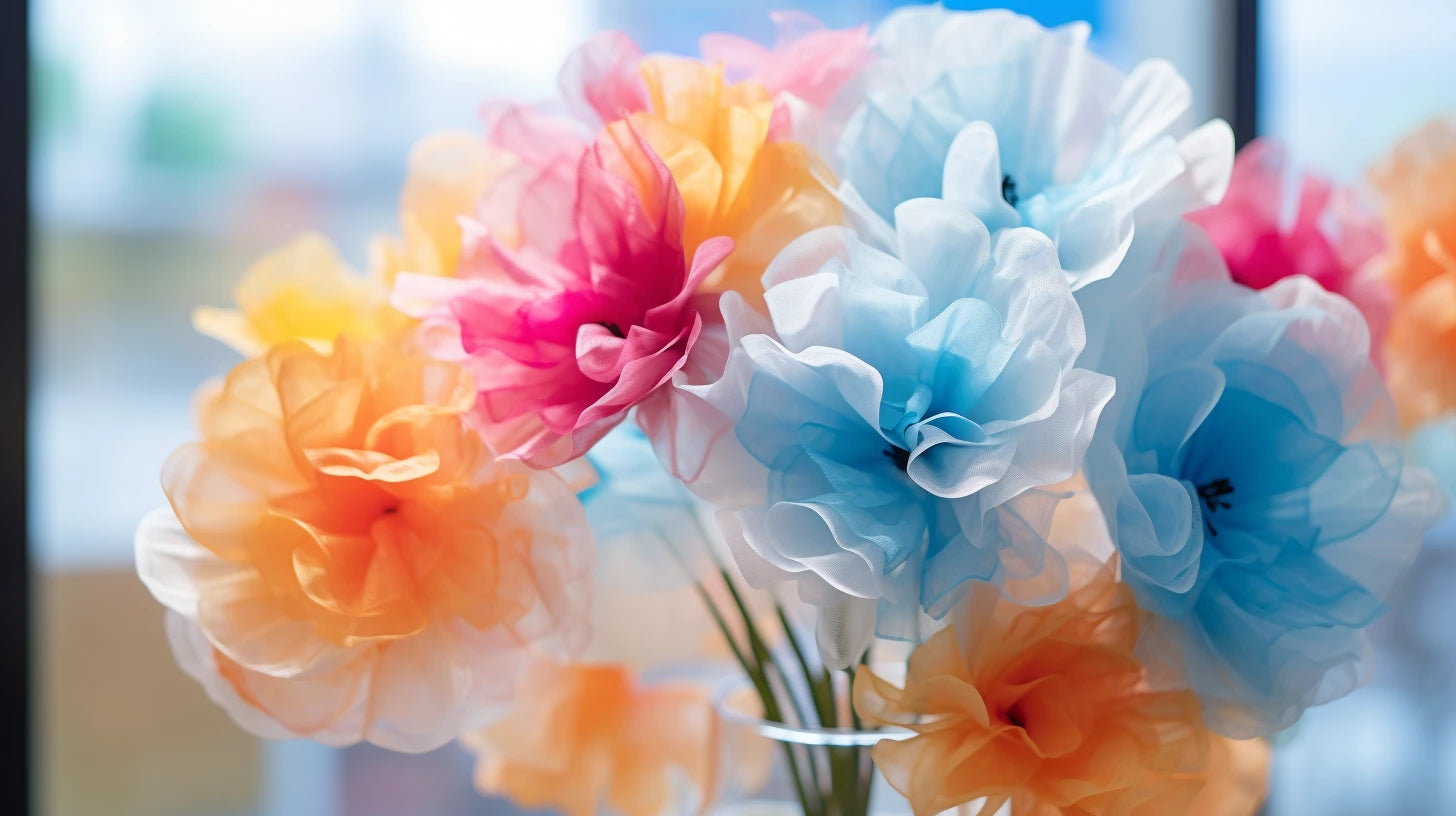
[1178,736,1271,816]
[833,6,1232,295]
[1385,248,1456,428]
[1371,119,1456,427]
[463,660,716,816]
[1085,271,1446,736]
[1189,139,1391,354]
[135,337,592,751]
[698,10,874,113]
[853,566,1221,816]
[193,234,392,356]
[369,130,511,284]
[654,199,1114,667]
[1368,116,1456,297]
[396,117,734,467]
[560,28,854,309]
[196,133,506,357]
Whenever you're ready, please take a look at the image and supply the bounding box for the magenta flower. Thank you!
[1189,138,1392,354]
[394,110,732,467]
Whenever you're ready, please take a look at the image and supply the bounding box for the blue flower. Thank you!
[834,6,1231,295]
[655,198,1113,667]
[1086,264,1447,736]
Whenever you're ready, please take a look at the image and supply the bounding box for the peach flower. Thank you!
[1369,117,1456,297]
[135,337,592,751]
[853,567,1245,816]
[462,660,716,816]
[1382,239,1456,428]
[1178,736,1271,816]
[1370,118,1456,427]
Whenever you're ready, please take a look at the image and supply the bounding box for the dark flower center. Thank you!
[1196,477,1235,537]
[1001,174,1020,208]
[883,446,911,472]
[597,321,626,339]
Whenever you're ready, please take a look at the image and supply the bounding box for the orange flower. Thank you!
[1178,736,1271,816]
[1369,118,1456,427]
[135,337,592,750]
[1383,250,1456,428]
[627,57,841,309]
[1369,117,1456,297]
[463,660,716,816]
[853,567,1242,816]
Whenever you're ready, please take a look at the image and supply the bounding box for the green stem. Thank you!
[777,605,835,729]
[696,575,822,816]
[655,528,823,816]
[773,603,833,807]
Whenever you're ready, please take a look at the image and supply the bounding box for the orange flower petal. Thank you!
[854,569,1239,816]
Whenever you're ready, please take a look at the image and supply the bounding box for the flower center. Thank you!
[1196,477,1235,537]
[883,446,911,472]
[596,321,626,339]
[1001,174,1020,208]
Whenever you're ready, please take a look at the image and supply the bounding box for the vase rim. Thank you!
[712,676,914,748]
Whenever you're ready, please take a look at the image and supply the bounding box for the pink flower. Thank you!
[699,11,873,108]
[1189,138,1392,354]
[395,109,733,467]
[559,13,873,136]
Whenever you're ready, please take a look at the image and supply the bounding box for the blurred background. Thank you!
[29,0,1456,814]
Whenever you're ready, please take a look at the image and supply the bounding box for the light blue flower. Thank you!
[1086,262,1447,737]
[660,198,1113,667]
[834,6,1232,296]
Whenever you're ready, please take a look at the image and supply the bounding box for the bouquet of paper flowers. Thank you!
[134,6,1456,816]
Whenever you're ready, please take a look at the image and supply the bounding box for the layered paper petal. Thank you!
[537,20,857,312]
[833,7,1232,298]
[1369,118,1456,427]
[395,112,733,466]
[1368,116,1456,297]
[699,11,872,109]
[369,130,513,284]
[462,660,717,816]
[630,56,842,310]
[1085,247,1447,735]
[854,566,1256,816]
[650,200,1113,666]
[136,338,593,750]
[1189,138,1391,358]
[1385,254,1456,429]
[193,234,390,356]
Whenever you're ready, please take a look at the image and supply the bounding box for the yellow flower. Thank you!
[192,233,389,356]
[628,57,840,310]
[195,132,508,356]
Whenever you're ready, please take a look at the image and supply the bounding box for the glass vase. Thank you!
[708,679,912,816]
